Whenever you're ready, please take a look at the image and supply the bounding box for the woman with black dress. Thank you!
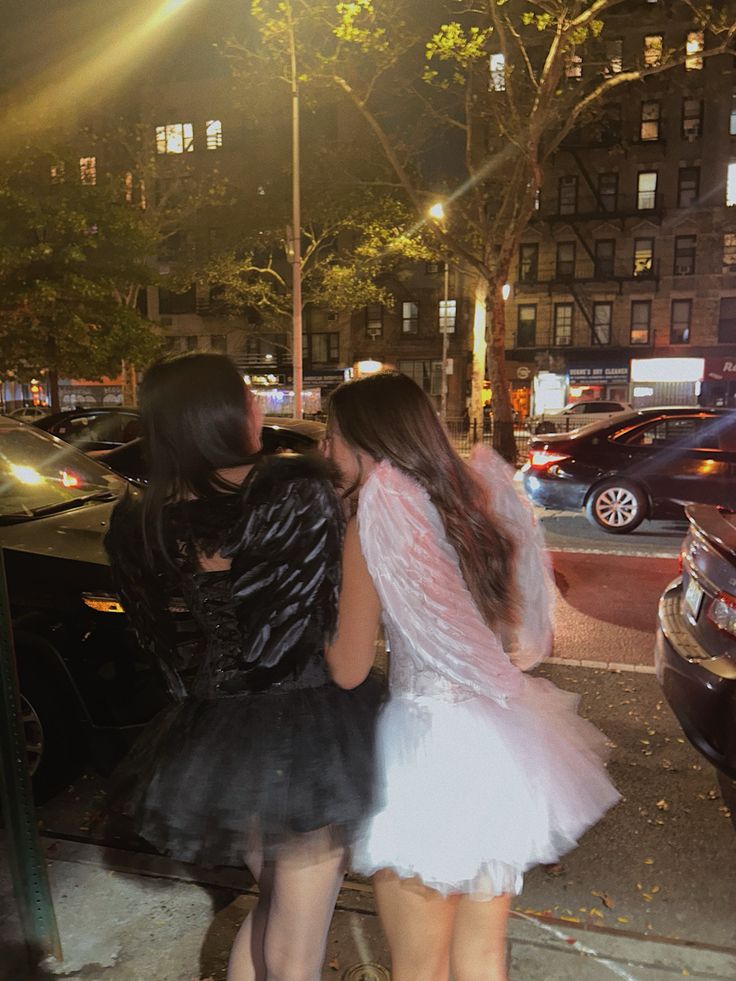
[104,353,382,981]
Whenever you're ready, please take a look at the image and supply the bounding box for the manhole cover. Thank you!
[343,965,391,981]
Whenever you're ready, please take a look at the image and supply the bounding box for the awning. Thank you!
[704,357,736,380]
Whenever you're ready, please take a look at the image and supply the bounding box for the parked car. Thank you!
[522,407,736,534]
[93,417,326,484]
[655,505,736,779]
[1,415,324,802]
[6,406,50,424]
[532,399,634,435]
[35,406,143,452]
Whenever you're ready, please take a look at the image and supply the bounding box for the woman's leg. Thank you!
[449,892,512,981]
[261,836,346,981]
[227,843,272,981]
[372,869,458,981]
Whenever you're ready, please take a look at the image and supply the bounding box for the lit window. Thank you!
[644,34,663,67]
[206,119,223,150]
[682,98,702,140]
[439,299,457,333]
[606,39,623,76]
[124,171,134,203]
[50,163,65,183]
[489,53,505,92]
[402,301,419,334]
[554,304,573,345]
[727,162,736,206]
[633,238,654,278]
[593,303,612,345]
[155,123,194,155]
[79,156,96,185]
[640,102,660,141]
[630,301,651,345]
[637,171,657,210]
[519,244,538,284]
[566,53,582,80]
[670,300,692,343]
[723,233,736,269]
[686,31,704,71]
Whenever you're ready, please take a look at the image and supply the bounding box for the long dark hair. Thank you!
[328,371,517,628]
[139,353,259,566]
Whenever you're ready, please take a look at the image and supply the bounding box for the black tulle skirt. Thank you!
[110,673,385,867]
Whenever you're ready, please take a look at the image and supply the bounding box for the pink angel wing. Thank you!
[357,462,523,707]
[469,445,554,670]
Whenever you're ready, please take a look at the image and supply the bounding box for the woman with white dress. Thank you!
[324,371,620,981]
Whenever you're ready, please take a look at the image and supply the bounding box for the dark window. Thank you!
[683,97,702,140]
[622,416,708,448]
[158,285,197,315]
[398,360,442,396]
[598,172,618,212]
[554,304,573,345]
[673,235,696,276]
[556,241,576,279]
[425,261,441,274]
[670,299,692,343]
[633,239,654,278]
[402,301,419,334]
[723,233,736,270]
[718,297,736,342]
[365,304,383,337]
[558,176,578,215]
[678,167,699,208]
[594,239,615,278]
[593,302,612,344]
[731,90,736,136]
[210,334,227,352]
[519,244,539,284]
[630,300,651,344]
[185,335,198,351]
[311,332,339,362]
[640,101,661,141]
[517,305,537,346]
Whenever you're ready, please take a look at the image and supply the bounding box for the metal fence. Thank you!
[446,418,531,464]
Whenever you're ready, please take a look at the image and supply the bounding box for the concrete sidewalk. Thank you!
[2,836,736,981]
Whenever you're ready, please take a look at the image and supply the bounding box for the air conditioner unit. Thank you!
[684,131,698,143]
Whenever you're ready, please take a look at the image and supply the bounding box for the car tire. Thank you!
[585,480,648,534]
[17,650,85,803]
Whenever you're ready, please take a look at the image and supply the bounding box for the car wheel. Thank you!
[18,653,85,803]
[585,480,647,534]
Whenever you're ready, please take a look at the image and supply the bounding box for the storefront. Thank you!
[567,363,630,403]
[701,355,736,408]
[629,357,704,408]
[504,361,536,421]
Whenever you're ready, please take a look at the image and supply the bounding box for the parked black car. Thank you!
[655,506,736,779]
[2,415,324,801]
[95,417,326,484]
[522,407,736,534]
[35,406,143,452]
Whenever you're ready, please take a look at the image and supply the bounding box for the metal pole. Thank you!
[286,2,303,419]
[440,259,449,422]
[0,550,62,963]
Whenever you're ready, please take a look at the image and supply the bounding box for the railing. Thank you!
[446,418,531,464]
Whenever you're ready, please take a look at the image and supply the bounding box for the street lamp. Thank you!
[429,202,451,422]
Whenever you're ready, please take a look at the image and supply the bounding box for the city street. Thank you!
[2,509,730,979]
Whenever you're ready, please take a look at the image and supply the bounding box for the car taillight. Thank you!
[61,469,81,488]
[708,592,736,638]
[528,450,571,470]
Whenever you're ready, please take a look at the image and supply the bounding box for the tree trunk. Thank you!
[487,283,516,464]
[468,277,487,441]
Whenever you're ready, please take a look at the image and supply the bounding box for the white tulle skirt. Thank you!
[351,673,620,899]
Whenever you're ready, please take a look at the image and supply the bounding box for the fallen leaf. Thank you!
[643,858,655,865]
[591,890,615,909]
[327,958,340,971]
[617,916,630,924]
[650,885,661,894]
[655,800,669,811]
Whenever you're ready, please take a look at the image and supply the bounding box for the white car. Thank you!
[532,399,634,434]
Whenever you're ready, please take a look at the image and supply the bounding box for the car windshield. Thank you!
[0,423,124,520]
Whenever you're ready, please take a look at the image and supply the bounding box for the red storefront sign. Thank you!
[705,357,736,380]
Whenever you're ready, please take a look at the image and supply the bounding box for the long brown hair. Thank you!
[328,372,517,628]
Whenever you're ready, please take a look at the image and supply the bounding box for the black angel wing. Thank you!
[104,490,188,701]
[226,454,344,671]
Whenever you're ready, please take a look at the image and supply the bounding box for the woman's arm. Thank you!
[326,517,382,690]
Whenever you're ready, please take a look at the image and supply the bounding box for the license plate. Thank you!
[684,579,704,620]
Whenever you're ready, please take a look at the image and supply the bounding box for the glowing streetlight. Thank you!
[502,282,511,301]
[428,202,446,222]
